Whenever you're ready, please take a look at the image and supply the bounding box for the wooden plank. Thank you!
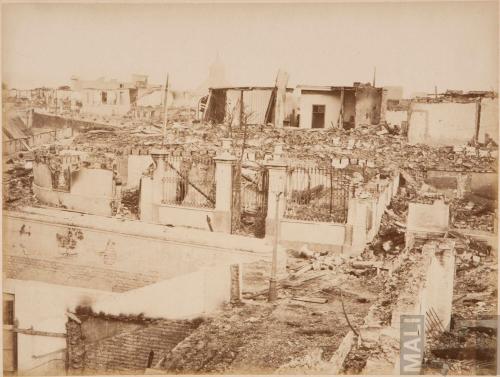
[13,328,66,338]
[292,296,328,304]
[456,319,497,330]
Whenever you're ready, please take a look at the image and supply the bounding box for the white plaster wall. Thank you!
[127,155,153,189]
[157,204,215,230]
[299,92,341,129]
[4,279,111,375]
[478,97,498,144]
[139,176,154,222]
[71,168,113,198]
[407,202,450,233]
[280,219,346,246]
[92,265,231,319]
[408,102,477,146]
[385,110,407,127]
[423,249,455,330]
[32,164,115,216]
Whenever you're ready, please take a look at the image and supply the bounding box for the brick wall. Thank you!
[66,316,201,374]
[5,255,159,292]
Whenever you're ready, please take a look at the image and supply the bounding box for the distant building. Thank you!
[70,75,143,116]
[203,86,296,126]
[134,87,200,122]
[296,83,383,129]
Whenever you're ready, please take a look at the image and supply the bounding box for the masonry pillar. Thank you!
[345,197,370,255]
[213,138,236,233]
[264,143,287,238]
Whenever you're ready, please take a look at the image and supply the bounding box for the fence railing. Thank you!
[284,165,349,223]
[160,155,216,209]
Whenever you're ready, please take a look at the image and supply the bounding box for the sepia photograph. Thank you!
[1,1,499,375]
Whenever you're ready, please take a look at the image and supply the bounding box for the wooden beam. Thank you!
[13,328,66,338]
[292,296,328,304]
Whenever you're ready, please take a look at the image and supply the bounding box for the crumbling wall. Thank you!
[32,163,116,216]
[355,87,383,127]
[478,97,498,144]
[406,201,449,241]
[66,317,198,374]
[469,172,498,199]
[408,102,477,146]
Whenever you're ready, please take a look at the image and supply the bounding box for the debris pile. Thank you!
[119,187,140,219]
[423,248,497,375]
[3,159,35,210]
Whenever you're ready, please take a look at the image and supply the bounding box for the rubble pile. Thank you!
[160,302,349,374]
[119,188,140,219]
[2,159,35,210]
[451,197,496,232]
[340,251,426,373]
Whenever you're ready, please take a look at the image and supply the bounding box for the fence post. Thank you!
[264,143,287,238]
[213,138,236,233]
[230,264,242,304]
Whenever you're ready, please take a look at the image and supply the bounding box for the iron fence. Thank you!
[284,165,349,223]
[231,162,269,238]
[161,155,216,209]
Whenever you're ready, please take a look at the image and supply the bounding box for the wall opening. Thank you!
[312,104,325,128]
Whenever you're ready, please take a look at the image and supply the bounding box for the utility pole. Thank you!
[372,66,376,87]
[268,191,282,302]
[162,74,170,145]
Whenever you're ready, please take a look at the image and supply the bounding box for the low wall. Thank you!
[279,219,346,252]
[92,265,231,319]
[157,204,215,231]
[4,207,278,293]
[278,174,399,255]
[139,171,221,232]
[33,163,116,216]
[407,201,450,234]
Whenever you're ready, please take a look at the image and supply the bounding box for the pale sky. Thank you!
[2,1,498,96]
